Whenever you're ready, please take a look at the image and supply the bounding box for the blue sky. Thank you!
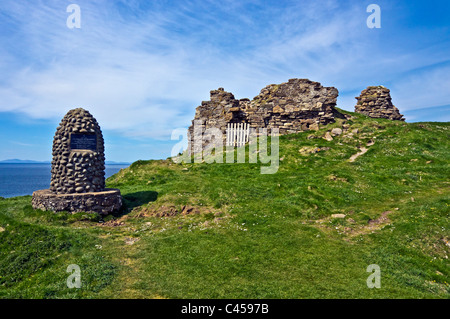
[0,0,449,162]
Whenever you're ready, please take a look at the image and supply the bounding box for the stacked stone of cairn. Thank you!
[32,108,122,215]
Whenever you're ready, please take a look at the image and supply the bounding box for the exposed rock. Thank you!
[323,131,333,141]
[355,86,405,121]
[328,175,348,182]
[299,146,330,155]
[331,128,343,136]
[124,237,140,245]
[309,123,320,131]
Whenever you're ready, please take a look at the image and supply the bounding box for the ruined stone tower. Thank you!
[355,86,405,121]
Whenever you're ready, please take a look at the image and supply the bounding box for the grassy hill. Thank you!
[0,109,449,298]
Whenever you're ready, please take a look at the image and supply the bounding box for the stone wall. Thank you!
[188,79,342,151]
[246,79,340,133]
[50,108,106,194]
[355,86,405,121]
[188,88,240,153]
[32,189,122,216]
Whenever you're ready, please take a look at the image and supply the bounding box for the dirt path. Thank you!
[345,210,393,239]
[348,140,375,162]
[312,210,394,241]
[348,147,368,162]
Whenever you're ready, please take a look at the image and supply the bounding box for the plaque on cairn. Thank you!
[32,108,122,215]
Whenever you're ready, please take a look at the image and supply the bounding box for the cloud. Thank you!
[391,62,450,111]
[11,141,34,147]
[0,0,448,142]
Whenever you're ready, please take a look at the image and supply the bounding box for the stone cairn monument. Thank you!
[32,108,122,215]
[354,86,405,121]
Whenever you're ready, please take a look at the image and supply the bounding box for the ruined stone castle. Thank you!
[187,78,404,151]
[188,79,343,150]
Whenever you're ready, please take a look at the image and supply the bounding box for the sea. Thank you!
[0,163,129,198]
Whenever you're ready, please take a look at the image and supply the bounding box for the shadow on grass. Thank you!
[117,191,158,216]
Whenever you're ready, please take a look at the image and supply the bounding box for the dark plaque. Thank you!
[70,134,97,151]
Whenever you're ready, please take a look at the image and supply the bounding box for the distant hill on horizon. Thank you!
[0,159,131,165]
[0,159,48,164]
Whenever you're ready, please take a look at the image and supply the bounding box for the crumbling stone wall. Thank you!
[50,108,105,194]
[246,79,340,134]
[355,86,404,121]
[188,78,342,150]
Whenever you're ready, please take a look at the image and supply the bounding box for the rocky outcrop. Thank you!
[355,86,404,121]
[188,79,343,150]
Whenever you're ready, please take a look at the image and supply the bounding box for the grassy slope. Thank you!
[0,110,449,298]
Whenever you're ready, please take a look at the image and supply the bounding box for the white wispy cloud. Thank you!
[391,62,450,111]
[0,0,448,138]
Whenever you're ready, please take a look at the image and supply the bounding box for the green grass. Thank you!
[0,198,116,298]
[0,111,449,298]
